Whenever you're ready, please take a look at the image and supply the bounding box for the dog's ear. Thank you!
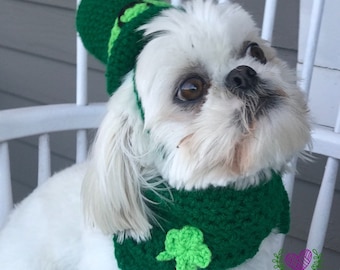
[82,77,152,241]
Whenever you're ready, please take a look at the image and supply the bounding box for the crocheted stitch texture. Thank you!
[156,226,212,270]
[76,0,171,95]
[113,172,290,270]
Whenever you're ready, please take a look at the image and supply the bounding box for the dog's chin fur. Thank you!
[0,1,310,269]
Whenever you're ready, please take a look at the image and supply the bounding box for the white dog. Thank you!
[0,1,310,269]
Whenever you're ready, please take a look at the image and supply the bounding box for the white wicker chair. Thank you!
[0,0,339,269]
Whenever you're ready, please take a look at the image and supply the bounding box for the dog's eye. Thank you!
[176,77,207,102]
[246,43,267,64]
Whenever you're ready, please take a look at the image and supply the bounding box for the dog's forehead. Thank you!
[135,0,268,123]
[141,1,259,54]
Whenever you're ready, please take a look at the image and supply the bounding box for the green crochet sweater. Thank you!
[113,172,290,270]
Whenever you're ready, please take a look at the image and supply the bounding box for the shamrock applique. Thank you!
[156,226,212,270]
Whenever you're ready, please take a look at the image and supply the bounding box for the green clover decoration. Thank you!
[156,226,212,270]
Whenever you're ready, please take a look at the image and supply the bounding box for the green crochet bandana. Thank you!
[113,172,290,270]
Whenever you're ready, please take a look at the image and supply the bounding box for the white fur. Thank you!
[0,164,118,270]
[0,1,310,269]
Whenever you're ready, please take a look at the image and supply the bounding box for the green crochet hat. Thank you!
[76,0,172,95]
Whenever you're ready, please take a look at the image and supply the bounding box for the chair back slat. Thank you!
[0,143,13,229]
[261,0,277,44]
[76,130,88,163]
[38,134,51,185]
[305,106,340,263]
[306,157,338,257]
[299,0,326,96]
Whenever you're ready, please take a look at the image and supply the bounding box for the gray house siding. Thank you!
[1,0,339,268]
[0,0,107,201]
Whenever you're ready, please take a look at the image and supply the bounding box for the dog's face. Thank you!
[84,0,310,239]
[136,1,310,189]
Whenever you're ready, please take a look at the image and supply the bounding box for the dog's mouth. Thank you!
[226,66,286,129]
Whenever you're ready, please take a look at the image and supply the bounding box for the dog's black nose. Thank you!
[225,66,258,90]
